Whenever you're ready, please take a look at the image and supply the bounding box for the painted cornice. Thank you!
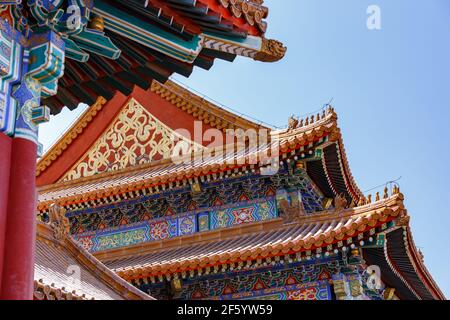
[100,193,405,280]
[37,110,339,210]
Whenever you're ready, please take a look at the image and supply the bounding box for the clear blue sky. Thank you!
[39,0,450,297]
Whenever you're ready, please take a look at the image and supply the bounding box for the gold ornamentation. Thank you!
[48,203,70,240]
[349,279,362,297]
[171,279,183,293]
[296,161,305,170]
[62,98,203,181]
[37,81,267,178]
[89,15,104,31]
[383,288,396,300]
[191,182,202,194]
[254,38,287,62]
[322,197,333,210]
[332,279,347,300]
[36,96,107,177]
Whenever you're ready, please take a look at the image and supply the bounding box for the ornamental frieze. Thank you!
[63,98,204,181]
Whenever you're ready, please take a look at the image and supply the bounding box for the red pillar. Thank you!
[0,138,37,300]
[0,133,12,292]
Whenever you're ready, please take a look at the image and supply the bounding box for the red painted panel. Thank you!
[133,85,222,144]
[36,91,129,186]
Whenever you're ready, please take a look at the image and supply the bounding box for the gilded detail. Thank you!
[254,38,287,62]
[48,203,70,241]
[62,98,203,181]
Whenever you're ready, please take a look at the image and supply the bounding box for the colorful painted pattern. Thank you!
[149,218,177,241]
[209,199,277,230]
[66,175,281,234]
[231,283,330,301]
[142,260,339,300]
[74,198,277,252]
[0,18,23,136]
[64,169,326,235]
[90,225,149,252]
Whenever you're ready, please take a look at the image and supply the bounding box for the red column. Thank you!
[0,138,37,300]
[0,133,12,292]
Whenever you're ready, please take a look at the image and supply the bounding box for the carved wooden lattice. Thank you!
[63,98,202,181]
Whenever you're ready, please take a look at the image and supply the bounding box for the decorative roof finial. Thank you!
[334,194,348,211]
[357,197,365,206]
[418,249,425,263]
[288,115,298,131]
[383,186,389,199]
[254,38,287,62]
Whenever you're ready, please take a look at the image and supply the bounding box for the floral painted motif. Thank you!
[286,288,320,300]
[198,214,209,232]
[179,215,196,235]
[215,209,230,228]
[77,235,94,251]
[231,207,255,225]
[149,220,169,241]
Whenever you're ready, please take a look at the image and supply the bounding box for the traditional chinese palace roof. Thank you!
[36,82,444,300]
[34,217,152,300]
[98,192,444,300]
[36,80,361,207]
[33,0,286,114]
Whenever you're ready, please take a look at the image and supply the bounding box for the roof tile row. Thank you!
[101,194,404,279]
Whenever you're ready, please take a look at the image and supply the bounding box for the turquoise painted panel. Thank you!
[94,225,150,252]
[74,198,278,252]
[71,28,121,60]
[93,0,202,63]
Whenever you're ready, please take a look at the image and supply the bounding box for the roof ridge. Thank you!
[152,80,268,130]
[96,193,405,263]
[101,194,405,279]
[36,221,153,300]
[36,112,340,209]
[404,227,446,299]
